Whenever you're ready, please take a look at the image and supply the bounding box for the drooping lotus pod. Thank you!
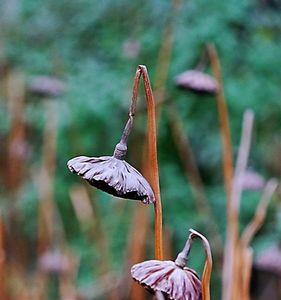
[175,70,218,95]
[241,169,265,191]
[67,116,155,204]
[255,244,281,276]
[131,260,202,300]
[131,230,205,300]
[29,76,65,98]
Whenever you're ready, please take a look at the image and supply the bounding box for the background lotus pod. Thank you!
[28,76,65,98]
[174,70,218,95]
[67,155,155,204]
[131,260,202,300]
[241,169,265,191]
[254,244,281,277]
[38,250,75,275]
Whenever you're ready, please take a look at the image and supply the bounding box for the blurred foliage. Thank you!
[0,0,280,298]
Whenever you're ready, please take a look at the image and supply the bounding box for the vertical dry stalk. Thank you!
[207,44,233,204]
[69,185,111,278]
[230,110,254,299]
[128,65,163,260]
[218,110,253,299]
[140,65,163,260]
[6,70,26,192]
[167,103,222,255]
[37,101,61,255]
[6,70,28,268]
[207,44,235,300]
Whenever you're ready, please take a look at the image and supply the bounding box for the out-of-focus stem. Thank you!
[207,43,233,204]
[167,103,222,255]
[207,44,234,300]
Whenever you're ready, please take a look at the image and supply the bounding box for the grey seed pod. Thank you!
[255,244,281,276]
[38,250,72,275]
[67,151,155,204]
[131,260,202,300]
[175,70,218,95]
[131,230,208,299]
[241,170,265,191]
[29,76,65,98]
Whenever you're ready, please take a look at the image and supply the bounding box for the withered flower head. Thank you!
[38,250,73,275]
[131,230,205,300]
[67,117,155,204]
[255,244,281,276]
[241,169,265,191]
[29,76,65,98]
[175,70,218,95]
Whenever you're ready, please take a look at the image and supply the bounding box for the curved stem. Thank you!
[113,68,142,160]
[189,229,212,300]
[175,234,193,268]
[139,65,163,260]
[116,65,163,259]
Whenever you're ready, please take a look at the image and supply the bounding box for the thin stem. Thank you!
[113,68,142,159]
[167,103,222,255]
[189,229,212,300]
[221,110,253,300]
[207,43,234,300]
[116,65,163,260]
[139,65,163,260]
[175,234,193,268]
[207,43,233,210]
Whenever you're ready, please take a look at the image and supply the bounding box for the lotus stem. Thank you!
[120,66,163,260]
[189,229,212,300]
[139,65,163,260]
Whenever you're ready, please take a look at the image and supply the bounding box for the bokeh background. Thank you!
[0,0,280,299]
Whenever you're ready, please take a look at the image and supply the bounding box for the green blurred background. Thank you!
[0,0,280,299]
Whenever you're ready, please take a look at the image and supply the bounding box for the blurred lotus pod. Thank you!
[122,39,140,59]
[175,70,218,95]
[131,260,201,300]
[38,250,73,275]
[255,244,281,276]
[29,76,65,98]
[67,154,155,204]
[241,170,265,191]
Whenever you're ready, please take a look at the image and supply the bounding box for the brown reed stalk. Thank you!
[167,103,222,255]
[6,70,26,192]
[37,101,62,255]
[230,110,254,300]
[140,65,163,260]
[207,44,234,204]
[125,65,163,259]
[6,70,29,268]
[207,44,235,300]
[69,185,111,279]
